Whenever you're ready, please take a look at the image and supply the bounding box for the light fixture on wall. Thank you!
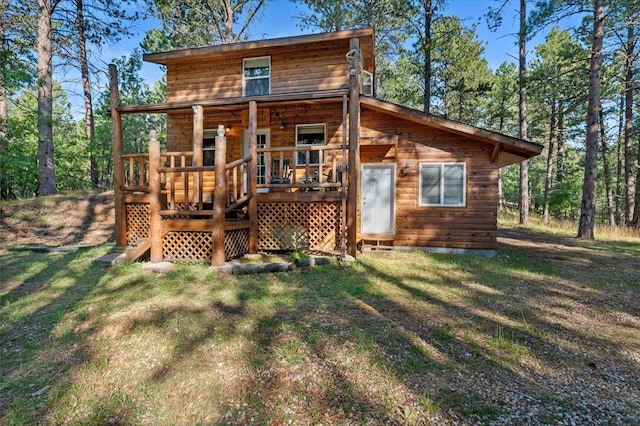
[401,163,411,175]
[279,121,286,129]
[225,125,232,133]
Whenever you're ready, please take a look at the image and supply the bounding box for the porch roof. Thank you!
[114,90,348,114]
[359,97,543,168]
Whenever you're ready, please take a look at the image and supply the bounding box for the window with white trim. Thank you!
[296,124,326,166]
[243,56,271,96]
[419,162,466,207]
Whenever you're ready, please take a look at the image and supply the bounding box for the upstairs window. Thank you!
[419,162,466,207]
[296,124,326,166]
[243,57,270,96]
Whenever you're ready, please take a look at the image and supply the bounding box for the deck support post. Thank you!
[109,64,126,247]
[149,135,163,262]
[211,125,227,266]
[347,37,361,257]
[192,105,204,204]
[341,95,348,258]
[247,101,258,253]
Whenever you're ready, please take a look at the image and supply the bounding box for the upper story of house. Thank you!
[143,28,375,103]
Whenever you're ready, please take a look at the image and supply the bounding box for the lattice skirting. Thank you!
[162,229,249,262]
[258,202,342,251]
[126,203,150,246]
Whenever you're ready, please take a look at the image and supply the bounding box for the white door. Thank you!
[243,129,270,193]
[361,164,395,234]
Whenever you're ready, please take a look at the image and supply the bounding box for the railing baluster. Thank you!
[170,155,176,210]
[128,159,134,186]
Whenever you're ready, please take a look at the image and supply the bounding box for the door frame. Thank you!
[243,128,271,193]
[360,163,396,235]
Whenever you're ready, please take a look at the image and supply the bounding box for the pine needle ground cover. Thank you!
[1,229,639,425]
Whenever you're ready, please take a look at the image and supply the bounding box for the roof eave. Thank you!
[144,28,375,65]
[359,96,543,165]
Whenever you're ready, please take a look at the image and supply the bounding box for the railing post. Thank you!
[212,125,227,266]
[109,64,127,247]
[347,38,361,257]
[192,105,204,204]
[248,101,258,253]
[149,133,163,262]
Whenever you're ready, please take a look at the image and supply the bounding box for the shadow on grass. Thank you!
[0,248,111,423]
[2,228,639,424]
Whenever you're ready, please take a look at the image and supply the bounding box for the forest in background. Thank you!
[0,0,638,236]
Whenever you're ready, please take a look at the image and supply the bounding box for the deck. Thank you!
[119,132,348,264]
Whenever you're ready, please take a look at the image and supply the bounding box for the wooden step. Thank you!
[126,238,151,261]
[360,238,395,251]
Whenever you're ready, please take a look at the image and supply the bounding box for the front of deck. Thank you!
[119,125,348,265]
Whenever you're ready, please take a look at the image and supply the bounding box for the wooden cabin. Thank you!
[109,28,542,265]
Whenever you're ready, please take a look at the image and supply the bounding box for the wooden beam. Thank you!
[256,191,341,203]
[116,90,348,114]
[490,142,501,164]
[341,95,348,258]
[248,100,259,254]
[192,105,204,205]
[211,125,227,266]
[347,37,361,258]
[109,64,127,247]
[148,137,163,262]
[192,105,204,165]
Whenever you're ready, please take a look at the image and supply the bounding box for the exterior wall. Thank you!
[360,110,499,250]
[166,39,353,103]
[166,102,347,166]
[165,104,498,251]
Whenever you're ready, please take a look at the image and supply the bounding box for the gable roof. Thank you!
[144,28,375,70]
[359,97,543,168]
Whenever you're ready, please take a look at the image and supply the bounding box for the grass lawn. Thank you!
[1,227,639,425]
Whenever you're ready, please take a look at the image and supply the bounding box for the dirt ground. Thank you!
[0,192,115,247]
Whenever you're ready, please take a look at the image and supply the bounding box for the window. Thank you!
[419,162,466,207]
[243,57,270,96]
[203,129,217,166]
[362,70,373,96]
[296,124,326,165]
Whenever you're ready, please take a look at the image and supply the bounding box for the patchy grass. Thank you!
[1,227,640,425]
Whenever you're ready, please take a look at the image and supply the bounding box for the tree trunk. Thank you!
[599,107,615,227]
[423,0,433,114]
[624,15,635,225]
[518,0,529,226]
[75,0,98,188]
[543,97,556,224]
[497,101,505,211]
[577,0,604,239]
[615,93,624,224]
[37,0,56,196]
[0,0,8,199]
[222,0,233,44]
[556,103,564,184]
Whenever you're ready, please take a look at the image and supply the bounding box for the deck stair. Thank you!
[360,237,395,251]
[126,238,151,261]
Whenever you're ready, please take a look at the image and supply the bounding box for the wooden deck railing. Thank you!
[257,144,348,192]
[122,144,348,199]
